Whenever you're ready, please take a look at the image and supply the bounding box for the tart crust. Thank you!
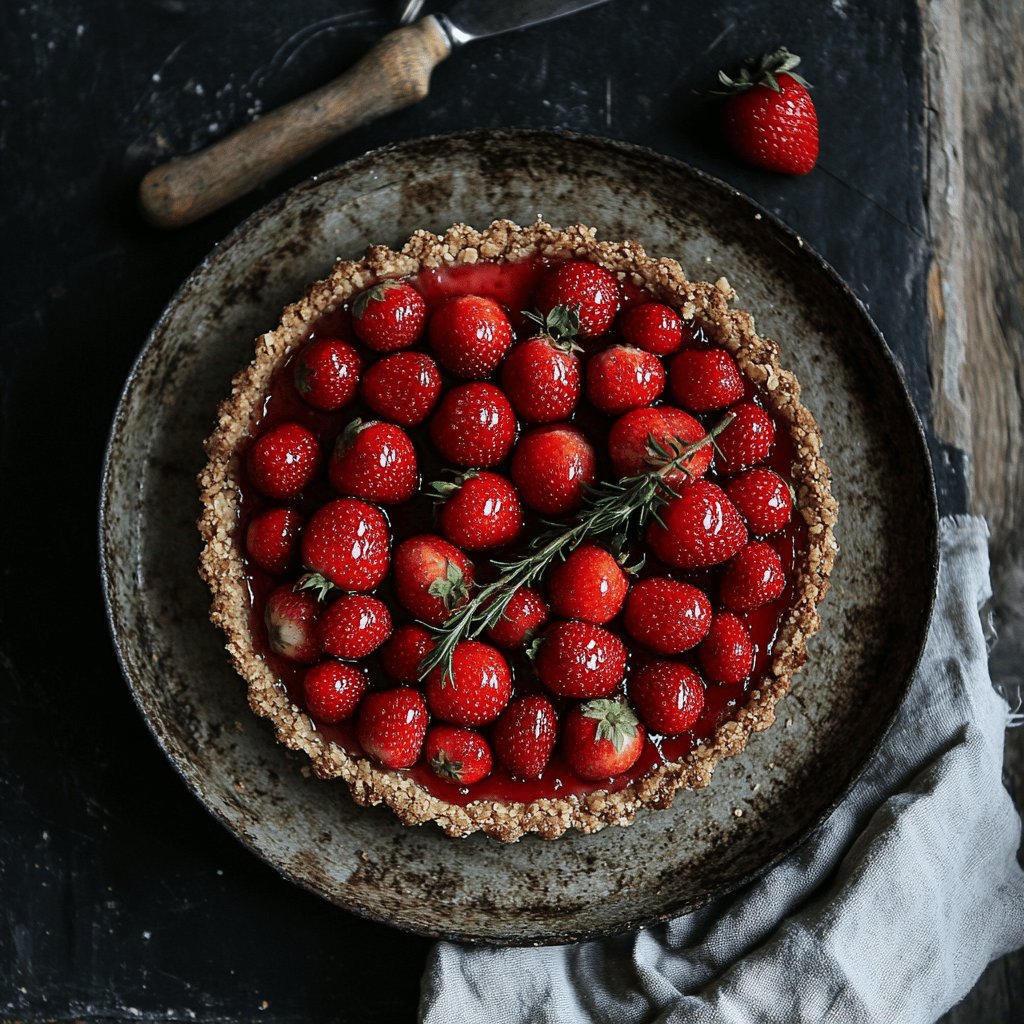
[198,220,838,842]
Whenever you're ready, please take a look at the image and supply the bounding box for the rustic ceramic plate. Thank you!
[100,129,937,945]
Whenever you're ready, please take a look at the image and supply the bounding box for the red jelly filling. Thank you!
[238,260,807,807]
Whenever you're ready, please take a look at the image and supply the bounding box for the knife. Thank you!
[139,0,614,229]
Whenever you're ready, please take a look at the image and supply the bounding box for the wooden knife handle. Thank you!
[138,17,451,229]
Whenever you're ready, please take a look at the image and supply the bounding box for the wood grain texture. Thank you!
[924,0,1024,1019]
[139,16,450,228]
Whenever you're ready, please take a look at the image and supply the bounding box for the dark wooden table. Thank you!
[0,1,1019,1020]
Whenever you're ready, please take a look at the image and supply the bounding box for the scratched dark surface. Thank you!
[0,0,960,1021]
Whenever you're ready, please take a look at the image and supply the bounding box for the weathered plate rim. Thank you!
[99,127,939,945]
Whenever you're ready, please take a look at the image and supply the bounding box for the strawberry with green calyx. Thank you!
[425,725,493,785]
[328,418,419,505]
[717,47,819,176]
[392,534,475,626]
[418,413,735,684]
[351,280,427,352]
[536,261,621,338]
[501,308,583,424]
[431,470,523,552]
[563,699,645,780]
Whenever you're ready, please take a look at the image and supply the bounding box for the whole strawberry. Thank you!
[303,661,368,723]
[698,612,754,684]
[361,351,442,426]
[718,47,819,176]
[536,260,620,338]
[430,382,518,468]
[246,421,321,500]
[351,280,427,351]
[328,419,418,505]
[607,405,712,487]
[500,326,582,423]
[715,402,776,473]
[492,694,558,778]
[668,347,745,412]
[300,498,391,594]
[425,640,512,726]
[379,623,435,683]
[646,480,748,569]
[619,302,684,356]
[425,725,494,785]
[629,662,705,735]
[485,586,550,649]
[316,594,392,660]
[264,585,320,663]
[245,506,303,575]
[293,337,362,412]
[392,534,475,626]
[547,545,629,625]
[356,687,429,769]
[563,699,645,781]
[725,468,793,535]
[510,424,596,516]
[433,471,523,551]
[623,577,712,655]
[533,621,627,698]
[428,295,514,379]
[585,344,665,416]
[720,541,787,612]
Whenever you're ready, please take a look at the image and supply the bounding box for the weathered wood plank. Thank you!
[923,0,1024,1019]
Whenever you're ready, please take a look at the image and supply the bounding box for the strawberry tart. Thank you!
[198,221,837,841]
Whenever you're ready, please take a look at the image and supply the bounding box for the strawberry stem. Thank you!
[418,412,735,682]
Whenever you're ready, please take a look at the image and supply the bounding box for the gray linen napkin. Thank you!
[420,516,1024,1023]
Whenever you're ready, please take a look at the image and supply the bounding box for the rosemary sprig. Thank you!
[418,412,735,682]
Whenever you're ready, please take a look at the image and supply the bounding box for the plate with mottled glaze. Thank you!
[100,129,937,945]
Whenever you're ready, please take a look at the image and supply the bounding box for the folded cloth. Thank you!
[420,516,1024,1024]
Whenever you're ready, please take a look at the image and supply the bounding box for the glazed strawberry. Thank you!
[492,695,558,778]
[430,382,517,468]
[433,471,523,551]
[607,406,712,487]
[548,545,629,625]
[721,541,786,612]
[246,421,321,500]
[361,351,442,426]
[669,348,745,412]
[300,498,390,593]
[500,334,581,423]
[393,534,474,626]
[264,585,320,663]
[623,578,712,655]
[510,424,596,516]
[293,337,362,412]
[585,345,665,416]
[716,402,776,472]
[245,506,303,575]
[328,419,418,504]
[718,47,819,176]
[485,586,549,649]
[303,661,368,723]
[563,699,645,781]
[425,725,493,785]
[629,662,705,735]
[356,687,428,769]
[533,621,627,698]
[379,623,435,683]
[725,468,793,535]
[619,302,684,356]
[425,641,512,726]
[536,261,620,338]
[428,295,514,379]
[351,280,427,351]
[316,594,392,660]
[646,481,748,569]
[698,612,754,684]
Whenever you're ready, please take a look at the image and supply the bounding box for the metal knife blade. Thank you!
[435,0,614,48]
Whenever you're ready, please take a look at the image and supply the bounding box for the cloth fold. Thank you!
[420,516,1024,1024]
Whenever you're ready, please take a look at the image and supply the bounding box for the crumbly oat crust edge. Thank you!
[197,220,838,843]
